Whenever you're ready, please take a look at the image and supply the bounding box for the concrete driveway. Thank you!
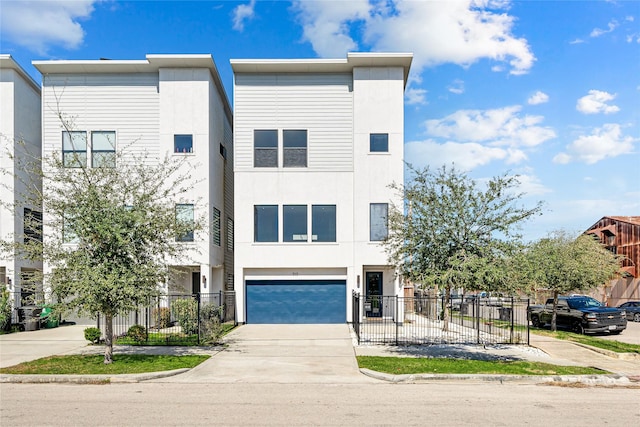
[157,324,374,384]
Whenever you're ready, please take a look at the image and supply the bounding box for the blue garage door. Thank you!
[246,280,346,324]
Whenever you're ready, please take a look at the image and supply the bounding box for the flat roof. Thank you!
[32,54,232,123]
[0,54,41,92]
[231,52,413,86]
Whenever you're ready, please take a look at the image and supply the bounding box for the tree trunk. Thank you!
[104,314,113,365]
[551,290,558,332]
[442,285,451,332]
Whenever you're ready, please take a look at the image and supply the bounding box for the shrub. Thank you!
[152,307,171,329]
[127,324,147,343]
[84,327,102,344]
[171,298,198,335]
[0,288,12,331]
[199,303,224,345]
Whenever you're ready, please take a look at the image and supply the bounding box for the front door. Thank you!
[192,272,200,295]
[365,272,383,318]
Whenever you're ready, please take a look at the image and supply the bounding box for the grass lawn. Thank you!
[531,329,640,354]
[357,356,608,376]
[0,354,210,375]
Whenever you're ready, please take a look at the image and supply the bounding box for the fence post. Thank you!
[526,298,530,346]
[196,292,201,345]
[395,296,399,346]
[476,297,480,344]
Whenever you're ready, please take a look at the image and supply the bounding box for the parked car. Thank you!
[528,296,627,334]
[617,301,640,322]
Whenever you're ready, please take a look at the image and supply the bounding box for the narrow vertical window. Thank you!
[370,133,389,152]
[212,207,221,246]
[62,131,87,167]
[176,204,195,242]
[283,130,307,167]
[283,205,307,242]
[254,205,278,242]
[62,213,79,244]
[312,205,336,242]
[23,208,43,243]
[174,134,193,153]
[370,203,388,241]
[254,130,278,167]
[227,218,234,251]
[92,131,116,167]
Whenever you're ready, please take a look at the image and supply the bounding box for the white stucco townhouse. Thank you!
[32,55,234,299]
[0,55,43,310]
[231,52,412,324]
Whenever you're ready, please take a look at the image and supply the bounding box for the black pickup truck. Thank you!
[528,296,627,334]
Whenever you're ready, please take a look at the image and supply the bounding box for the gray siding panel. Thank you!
[234,73,353,171]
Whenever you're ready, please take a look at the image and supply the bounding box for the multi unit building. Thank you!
[32,55,234,297]
[231,53,412,323]
[0,55,42,305]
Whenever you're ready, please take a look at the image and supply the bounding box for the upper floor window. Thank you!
[23,208,42,243]
[283,205,307,242]
[62,131,87,168]
[370,203,388,241]
[312,205,336,242]
[254,205,278,242]
[227,218,234,251]
[175,204,195,242]
[91,131,116,168]
[370,133,389,153]
[254,130,278,167]
[212,207,221,246]
[174,134,193,154]
[63,213,79,244]
[283,130,307,167]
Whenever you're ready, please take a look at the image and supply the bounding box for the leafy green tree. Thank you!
[384,165,542,330]
[523,230,623,331]
[2,114,202,364]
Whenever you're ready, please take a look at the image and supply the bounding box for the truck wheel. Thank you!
[634,313,640,322]
[531,315,541,328]
[571,322,584,334]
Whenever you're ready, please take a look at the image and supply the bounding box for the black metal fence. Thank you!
[352,293,529,346]
[96,291,236,345]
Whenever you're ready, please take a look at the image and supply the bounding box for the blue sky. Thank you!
[1,0,638,241]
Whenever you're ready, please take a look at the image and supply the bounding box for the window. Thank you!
[219,143,227,159]
[370,133,389,152]
[174,134,193,154]
[62,131,87,167]
[227,218,234,251]
[283,205,307,242]
[283,130,307,167]
[23,208,42,243]
[370,203,388,241]
[254,130,278,167]
[212,207,221,246]
[312,205,336,242]
[63,214,79,244]
[176,204,195,242]
[91,131,116,167]
[254,205,278,242]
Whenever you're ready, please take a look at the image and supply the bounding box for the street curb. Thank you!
[359,368,632,385]
[0,368,189,384]
[570,342,640,360]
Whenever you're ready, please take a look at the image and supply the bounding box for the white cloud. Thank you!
[232,0,256,32]
[553,123,636,164]
[293,0,535,75]
[0,0,97,54]
[405,87,427,105]
[590,19,618,38]
[513,173,552,196]
[405,140,508,170]
[424,106,556,148]
[448,79,465,95]
[527,91,549,105]
[576,90,620,114]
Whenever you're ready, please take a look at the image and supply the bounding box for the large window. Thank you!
[23,208,42,243]
[370,203,388,241]
[254,205,277,242]
[312,205,336,242]
[174,134,193,154]
[283,130,307,167]
[212,207,221,246]
[62,131,87,167]
[91,131,116,167]
[283,205,307,242]
[175,204,195,242]
[254,130,278,167]
[370,133,389,152]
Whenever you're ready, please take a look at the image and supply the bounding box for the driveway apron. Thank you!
[159,324,374,384]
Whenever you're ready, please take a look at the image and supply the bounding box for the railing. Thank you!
[352,294,529,346]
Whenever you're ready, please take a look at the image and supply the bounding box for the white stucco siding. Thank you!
[41,74,160,160]
[234,73,353,171]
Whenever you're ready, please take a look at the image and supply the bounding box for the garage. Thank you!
[246,280,346,324]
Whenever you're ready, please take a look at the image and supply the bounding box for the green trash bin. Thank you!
[40,305,59,328]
